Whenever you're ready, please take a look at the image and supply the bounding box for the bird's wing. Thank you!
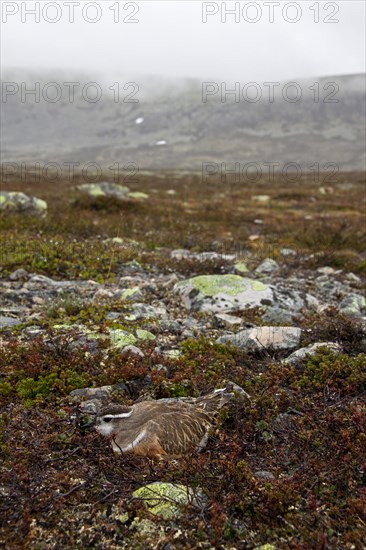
[147,409,212,455]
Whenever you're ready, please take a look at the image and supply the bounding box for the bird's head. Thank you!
[95,404,135,437]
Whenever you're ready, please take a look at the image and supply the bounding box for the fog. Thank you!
[1,1,365,82]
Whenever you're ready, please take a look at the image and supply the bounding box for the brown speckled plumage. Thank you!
[94,390,233,459]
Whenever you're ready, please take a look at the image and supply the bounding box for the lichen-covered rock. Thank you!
[132,482,205,519]
[109,329,137,349]
[109,328,155,349]
[0,191,47,216]
[217,326,301,351]
[127,191,149,200]
[338,294,366,317]
[174,274,273,313]
[76,182,130,199]
[125,303,167,321]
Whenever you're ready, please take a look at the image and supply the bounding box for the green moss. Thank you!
[296,351,366,394]
[15,369,87,404]
[0,381,13,397]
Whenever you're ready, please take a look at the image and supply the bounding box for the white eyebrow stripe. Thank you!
[105,410,133,419]
[121,429,146,452]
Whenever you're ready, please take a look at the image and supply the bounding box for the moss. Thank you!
[0,171,365,548]
[15,369,87,403]
[0,381,13,397]
[296,351,366,394]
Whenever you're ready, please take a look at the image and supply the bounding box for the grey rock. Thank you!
[125,303,167,321]
[280,248,297,257]
[70,385,113,400]
[317,266,341,275]
[161,273,180,288]
[0,191,47,216]
[158,319,181,332]
[254,470,276,481]
[9,268,28,281]
[0,316,22,328]
[284,342,342,366]
[105,311,121,321]
[181,329,194,339]
[217,326,301,351]
[76,182,130,200]
[255,258,280,274]
[339,294,366,317]
[22,325,45,338]
[214,313,243,327]
[27,274,59,287]
[272,285,319,315]
[345,272,361,283]
[170,249,191,260]
[261,306,294,324]
[120,345,145,358]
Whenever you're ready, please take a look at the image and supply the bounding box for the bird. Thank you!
[82,387,237,460]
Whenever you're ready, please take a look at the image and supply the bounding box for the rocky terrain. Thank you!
[0,171,365,548]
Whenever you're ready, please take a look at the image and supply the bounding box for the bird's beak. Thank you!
[78,412,97,430]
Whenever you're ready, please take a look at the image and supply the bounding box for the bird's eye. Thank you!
[103,417,112,423]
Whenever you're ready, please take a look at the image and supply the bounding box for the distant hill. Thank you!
[1,71,365,172]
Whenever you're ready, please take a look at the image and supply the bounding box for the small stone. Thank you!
[105,312,121,321]
[255,258,280,274]
[280,248,297,257]
[22,325,45,338]
[109,329,137,349]
[121,345,145,358]
[252,195,270,203]
[76,182,130,200]
[0,316,22,328]
[164,349,181,359]
[9,268,28,281]
[234,262,249,273]
[70,386,112,399]
[317,266,340,275]
[170,249,191,260]
[120,287,143,301]
[345,272,361,283]
[214,313,242,327]
[254,470,276,481]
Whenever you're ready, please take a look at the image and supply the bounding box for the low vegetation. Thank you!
[0,170,365,548]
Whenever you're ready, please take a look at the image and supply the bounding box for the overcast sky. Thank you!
[1,1,365,81]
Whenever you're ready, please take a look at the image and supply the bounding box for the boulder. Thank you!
[174,274,273,313]
[217,326,301,351]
